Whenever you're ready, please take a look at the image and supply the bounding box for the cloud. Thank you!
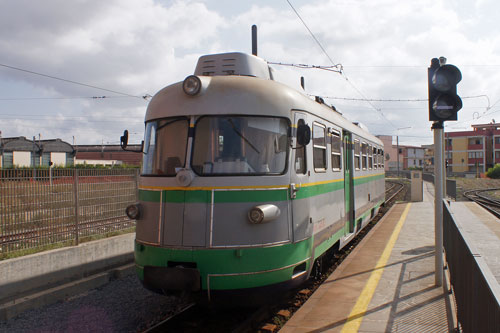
[0,0,227,143]
[0,0,225,94]
[1,0,500,147]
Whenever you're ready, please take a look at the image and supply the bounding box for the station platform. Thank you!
[281,182,455,332]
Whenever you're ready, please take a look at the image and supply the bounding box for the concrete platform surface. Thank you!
[281,183,453,332]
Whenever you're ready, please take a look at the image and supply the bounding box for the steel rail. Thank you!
[385,180,405,204]
[463,188,500,219]
[141,302,197,333]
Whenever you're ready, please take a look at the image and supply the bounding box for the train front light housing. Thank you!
[182,75,202,96]
[248,204,281,224]
[248,208,264,224]
[126,203,141,220]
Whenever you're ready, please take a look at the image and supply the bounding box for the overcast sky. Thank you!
[1,0,500,146]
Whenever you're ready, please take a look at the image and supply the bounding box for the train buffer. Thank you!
[281,181,500,332]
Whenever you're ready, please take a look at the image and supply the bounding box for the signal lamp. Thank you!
[428,58,462,122]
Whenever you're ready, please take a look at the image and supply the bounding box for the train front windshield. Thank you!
[142,117,189,176]
[141,116,289,176]
[192,116,289,175]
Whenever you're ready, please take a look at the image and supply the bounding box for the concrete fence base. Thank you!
[0,233,135,307]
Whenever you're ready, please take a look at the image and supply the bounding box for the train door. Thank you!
[290,111,311,242]
[343,130,355,235]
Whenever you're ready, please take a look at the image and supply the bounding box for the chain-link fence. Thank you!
[0,168,139,256]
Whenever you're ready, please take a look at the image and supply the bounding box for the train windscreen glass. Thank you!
[141,117,189,176]
[192,116,289,175]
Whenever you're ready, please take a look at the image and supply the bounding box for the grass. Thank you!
[452,177,500,201]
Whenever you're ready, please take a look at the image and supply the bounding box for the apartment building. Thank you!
[445,122,500,173]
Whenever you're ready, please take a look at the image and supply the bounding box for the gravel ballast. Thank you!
[0,275,180,332]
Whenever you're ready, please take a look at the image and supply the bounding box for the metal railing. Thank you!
[422,173,456,200]
[0,169,139,256]
[443,200,500,332]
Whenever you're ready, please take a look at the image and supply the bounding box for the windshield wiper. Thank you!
[227,118,260,154]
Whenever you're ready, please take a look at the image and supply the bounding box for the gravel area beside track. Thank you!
[0,275,180,332]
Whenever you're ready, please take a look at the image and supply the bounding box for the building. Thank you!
[0,136,75,168]
[377,135,425,172]
[401,145,425,169]
[445,122,500,174]
[377,135,395,171]
[75,144,142,166]
[422,144,434,172]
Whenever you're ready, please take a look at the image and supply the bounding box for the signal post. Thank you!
[427,57,462,286]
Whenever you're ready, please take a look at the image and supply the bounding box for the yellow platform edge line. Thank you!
[341,203,412,333]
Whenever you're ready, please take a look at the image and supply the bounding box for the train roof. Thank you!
[146,59,382,147]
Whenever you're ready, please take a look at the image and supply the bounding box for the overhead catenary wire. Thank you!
[0,95,148,101]
[285,0,398,129]
[0,62,149,100]
[315,94,494,103]
[267,61,342,73]
[285,0,342,71]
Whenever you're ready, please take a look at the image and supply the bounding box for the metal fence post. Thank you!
[135,168,140,201]
[73,168,79,245]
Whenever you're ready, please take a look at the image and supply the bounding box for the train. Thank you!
[121,51,385,304]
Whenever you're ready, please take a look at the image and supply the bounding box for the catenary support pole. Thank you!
[433,121,444,286]
[397,135,399,178]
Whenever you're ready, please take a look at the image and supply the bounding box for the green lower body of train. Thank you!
[134,199,383,302]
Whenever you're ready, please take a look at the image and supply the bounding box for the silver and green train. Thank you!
[122,52,385,303]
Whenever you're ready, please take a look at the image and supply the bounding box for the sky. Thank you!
[1,0,500,147]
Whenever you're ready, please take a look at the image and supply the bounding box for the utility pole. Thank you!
[432,121,444,286]
[397,136,399,178]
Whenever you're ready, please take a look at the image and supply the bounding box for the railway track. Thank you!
[385,179,406,203]
[0,216,134,247]
[463,188,500,218]
[140,179,409,332]
[141,300,274,333]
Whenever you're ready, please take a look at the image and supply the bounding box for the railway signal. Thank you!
[428,57,462,121]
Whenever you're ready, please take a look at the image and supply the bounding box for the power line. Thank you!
[0,62,148,99]
[284,0,398,129]
[0,112,141,118]
[318,94,493,103]
[267,61,341,73]
[0,117,144,123]
[285,0,341,71]
[0,95,141,101]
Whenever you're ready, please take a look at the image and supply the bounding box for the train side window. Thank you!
[378,148,382,168]
[376,148,380,168]
[381,149,385,168]
[331,130,341,171]
[354,139,360,170]
[368,144,373,169]
[295,119,307,174]
[361,142,368,170]
[313,122,327,172]
[313,123,326,172]
[372,146,377,169]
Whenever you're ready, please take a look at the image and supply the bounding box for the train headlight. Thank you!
[125,203,141,220]
[182,75,202,96]
[248,204,281,224]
